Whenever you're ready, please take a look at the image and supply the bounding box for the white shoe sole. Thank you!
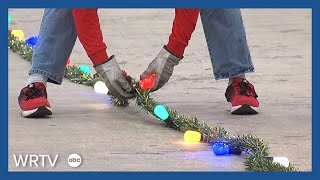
[21,106,52,118]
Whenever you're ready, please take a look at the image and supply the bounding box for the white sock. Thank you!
[27,74,48,87]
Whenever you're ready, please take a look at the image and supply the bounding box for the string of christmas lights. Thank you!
[8,28,299,172]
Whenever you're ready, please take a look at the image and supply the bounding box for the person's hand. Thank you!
[140,46,182,92]
[94,55,134,99]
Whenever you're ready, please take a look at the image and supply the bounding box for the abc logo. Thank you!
[67,153,82,168]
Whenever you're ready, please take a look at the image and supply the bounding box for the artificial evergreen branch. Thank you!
[113,81,300,172]
[8,30,300,172]
[64,65,101,86]
[244,154,299,172]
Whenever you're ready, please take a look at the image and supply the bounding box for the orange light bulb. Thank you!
[66,58,71,67]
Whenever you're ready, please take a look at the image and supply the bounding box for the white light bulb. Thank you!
[94,81,109,94]
[273,157,290,167]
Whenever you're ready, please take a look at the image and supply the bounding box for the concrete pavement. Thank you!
[8,9,311,171]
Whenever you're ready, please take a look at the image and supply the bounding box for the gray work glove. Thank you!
[140,46,182,92]
[94,55,134,99]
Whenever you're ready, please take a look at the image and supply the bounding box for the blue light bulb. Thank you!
[153,104,169,121]
[212,142,230,156]
[78,65,90,75]
[25,36,38,47]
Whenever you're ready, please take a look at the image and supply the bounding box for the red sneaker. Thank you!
[225,78,259,115]
[18,82,52,118]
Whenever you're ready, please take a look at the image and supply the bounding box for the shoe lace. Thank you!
[235,80,258,98]
[25,86,44,101]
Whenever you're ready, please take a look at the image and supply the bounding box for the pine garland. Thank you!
[8,30,300,172]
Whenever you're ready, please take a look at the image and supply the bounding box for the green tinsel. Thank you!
[8,30,300,172]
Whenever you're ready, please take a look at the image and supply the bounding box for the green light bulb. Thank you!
[154,104,169,121]
[78,65,90,75]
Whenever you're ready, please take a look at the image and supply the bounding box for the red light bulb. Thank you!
[122,70,128,78]
[139,73,156,91]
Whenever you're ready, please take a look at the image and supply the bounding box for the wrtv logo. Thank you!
[13,154,59,167]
